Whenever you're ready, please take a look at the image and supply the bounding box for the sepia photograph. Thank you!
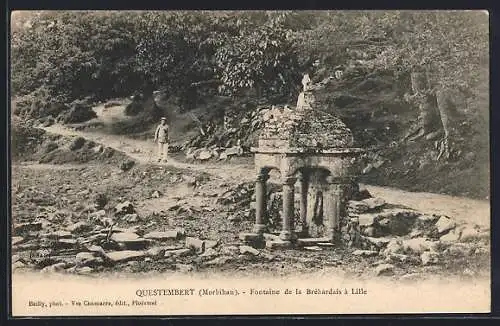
[9,10,490,316]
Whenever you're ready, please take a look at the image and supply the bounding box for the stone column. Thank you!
[324,176,343,243]
[298,172,309,237]
[253,172,269,235]
[279,176,297,241]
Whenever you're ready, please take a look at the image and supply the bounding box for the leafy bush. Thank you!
[69,137,86,151]
[11,123,47,160]
[60,103,97,124]
[124,96,144,116]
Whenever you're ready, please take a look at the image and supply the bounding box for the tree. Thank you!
[298,11,488,160]
[214,12,301,98]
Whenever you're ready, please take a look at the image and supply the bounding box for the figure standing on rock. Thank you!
[154,117,169,163]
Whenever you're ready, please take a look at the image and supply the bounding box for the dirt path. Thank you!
[40,124,490,228]
[364,185,490,227]
[42,124,253,182]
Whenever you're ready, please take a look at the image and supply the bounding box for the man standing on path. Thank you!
[154,117,169,162]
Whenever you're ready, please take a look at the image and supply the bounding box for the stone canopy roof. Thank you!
[257,90,354,151]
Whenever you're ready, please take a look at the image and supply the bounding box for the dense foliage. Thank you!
[11,11,488,148]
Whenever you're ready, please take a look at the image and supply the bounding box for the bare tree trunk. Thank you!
[414,72,439,129]
[406,70,440,141]
[435,88,463,160]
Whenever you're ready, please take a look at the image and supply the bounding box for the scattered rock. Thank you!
[364,236,391,248]
[435,216,456,234]
[362,197,386,210]
[164,248,192,258]
[185,237,205,253]
[111,232,149,250]
[409,229,424,238]
[41,262,67,273]
[374,263,395,276]
[12,236,24,245]
[146,247,167,258]
[105,250,145,263]
[382,239,403,255]
[152,190,162,198]
[76,266,94,274]
[205,256,232,266]
[123,213,140,223]
[239,245,260,256]
[12,254,21,263]
[440,229,461,243]
[66,221,92,233]
[163,245,185,251]
[460,227,489,242]
[200,248,219,259]
[13,261,26,270]
[361,226,377,237]
[48,230,72,239]
[224,146,244,157]
[93,145,104,153]
[400,238,439,254]
[353,249,379,257]
[417,214,440,223]
[175,228,186,238]
[56,239,78,249]
[204,240,219,249]
[114,201,134,215]
[143,231,180,241]
[176,264,194,272]
[385,253,412,264]
[443,243,473,257]
[376,210,420,236]
[239,232,261,242]
[88,210,107,220]
[421,251,440,266]
[358,214,377,227]
[263,233,281,242]
[87,245,106,256]
[75,252,102,267]
[197,150,212,160]
[111,232,140,242]
[13,222,42,234]
[347,201,370,214]
[220,245,240,256]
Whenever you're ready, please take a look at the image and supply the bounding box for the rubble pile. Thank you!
[11,198,284,274]
[179,108,263,161]
[341,197,490,274]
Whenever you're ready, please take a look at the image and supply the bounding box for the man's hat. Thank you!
[161,117,166,120]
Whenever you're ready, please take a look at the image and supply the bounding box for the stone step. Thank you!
[296,237,331,246]
[266,239,293,250]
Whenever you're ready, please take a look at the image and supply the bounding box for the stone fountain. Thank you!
[240,74,364,249]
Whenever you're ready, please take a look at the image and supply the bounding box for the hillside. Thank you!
[10,11,489,199]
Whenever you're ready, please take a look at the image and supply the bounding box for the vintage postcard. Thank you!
[10,10,490,316]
